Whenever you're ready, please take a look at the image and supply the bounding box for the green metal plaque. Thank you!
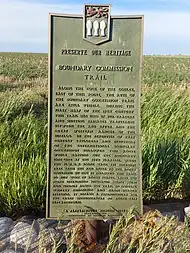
[47,4,144,220]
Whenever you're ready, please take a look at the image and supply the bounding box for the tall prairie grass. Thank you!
[142,86,190,200]
[0,88,47,217]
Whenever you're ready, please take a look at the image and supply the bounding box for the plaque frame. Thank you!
[46,12,144,220]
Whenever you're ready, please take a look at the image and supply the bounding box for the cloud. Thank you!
[19,0,190,10]
[0,0,190,54]
[0,1,82,43]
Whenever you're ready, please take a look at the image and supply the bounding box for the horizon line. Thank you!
[1,51,190,57]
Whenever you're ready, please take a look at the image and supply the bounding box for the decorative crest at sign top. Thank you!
[86,6,109,18]
[83,4,111,45]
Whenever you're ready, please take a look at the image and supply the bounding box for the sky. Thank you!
[1,0,190,55]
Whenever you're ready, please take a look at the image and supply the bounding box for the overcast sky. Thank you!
[1,0,190,54]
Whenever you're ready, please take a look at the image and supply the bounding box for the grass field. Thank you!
[0,52,190,218]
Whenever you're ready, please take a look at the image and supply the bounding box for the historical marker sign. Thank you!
[47,5,144,220]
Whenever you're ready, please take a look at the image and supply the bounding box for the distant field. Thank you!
[0,52,190,218]
[1,52,190,87]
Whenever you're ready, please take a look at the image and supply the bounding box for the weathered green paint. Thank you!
[47,11,143,220]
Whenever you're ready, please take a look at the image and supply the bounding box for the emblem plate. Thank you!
[83,4,111,45]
